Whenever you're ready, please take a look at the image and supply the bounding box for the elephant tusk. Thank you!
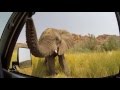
[55,50,57,53]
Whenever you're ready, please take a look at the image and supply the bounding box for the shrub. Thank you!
[83,34,97,51]
[102,36,120,51]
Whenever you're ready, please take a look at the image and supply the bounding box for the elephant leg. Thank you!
[58,55,70,76]
[44,53,57,66]
[44,57,48,66]
[47,56,57,76]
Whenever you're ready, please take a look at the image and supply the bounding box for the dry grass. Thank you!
[11,50,120,78]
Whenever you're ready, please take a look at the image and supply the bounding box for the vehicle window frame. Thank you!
[0,12,33,69]
[115,12,120,34]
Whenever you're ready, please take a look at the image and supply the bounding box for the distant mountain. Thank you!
[15,43,28,50]
[96,34,120,45]
[72,34,120,44]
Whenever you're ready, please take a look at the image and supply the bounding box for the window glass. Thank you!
[0,12,12,38]
[11,12,120,78]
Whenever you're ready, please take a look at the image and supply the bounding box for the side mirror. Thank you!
[17,48,32,68]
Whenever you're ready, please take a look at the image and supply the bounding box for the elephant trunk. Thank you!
[26,18,44,57]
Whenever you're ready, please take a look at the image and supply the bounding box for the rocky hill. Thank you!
[15,43,28,50]
[15,34,120,51]
[72,33,120,44]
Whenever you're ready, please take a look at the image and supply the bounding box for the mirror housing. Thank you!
[17,48,32,68]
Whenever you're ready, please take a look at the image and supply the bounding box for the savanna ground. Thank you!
[10,35,120,78]
[11,50,120,78]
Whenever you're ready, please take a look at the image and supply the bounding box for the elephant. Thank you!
[25,17,75,76]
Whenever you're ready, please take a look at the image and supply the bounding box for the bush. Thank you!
[68,35,120,53]
[83,34,97,51]
[68,34,97,53]
[102,36,120,51]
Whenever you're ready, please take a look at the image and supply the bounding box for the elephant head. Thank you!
[26,17,75,58]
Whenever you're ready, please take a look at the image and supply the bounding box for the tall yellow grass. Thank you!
[11,50,120,78]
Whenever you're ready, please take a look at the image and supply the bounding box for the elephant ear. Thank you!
[58,30,75,55]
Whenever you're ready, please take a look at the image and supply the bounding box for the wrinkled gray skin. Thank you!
[26,17,75,76]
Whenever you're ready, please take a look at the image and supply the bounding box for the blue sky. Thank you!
[0,12,119,43]
[0,12,12,37]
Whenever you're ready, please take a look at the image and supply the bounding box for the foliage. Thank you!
[102,36,120,51]
[69,35,120,53]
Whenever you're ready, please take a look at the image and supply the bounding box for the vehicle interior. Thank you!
[0,12,120,78]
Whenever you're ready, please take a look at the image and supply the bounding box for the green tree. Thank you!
[102,36,120,51]
[83,34,97,51]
